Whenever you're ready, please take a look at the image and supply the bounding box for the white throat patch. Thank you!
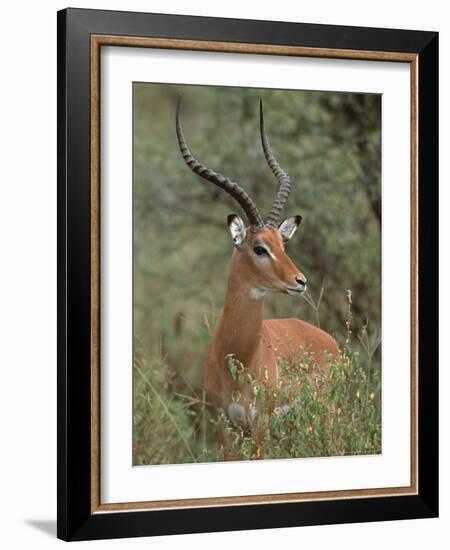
[250,288,266,300]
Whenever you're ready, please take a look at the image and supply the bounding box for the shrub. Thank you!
[134,339,381,464]
[218,346,381,461]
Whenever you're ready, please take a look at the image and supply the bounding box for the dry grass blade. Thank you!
[135,364,197,462]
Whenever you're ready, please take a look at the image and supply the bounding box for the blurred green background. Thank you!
[133,83,381,464]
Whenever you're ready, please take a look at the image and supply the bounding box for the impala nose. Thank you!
[295,276,307,289]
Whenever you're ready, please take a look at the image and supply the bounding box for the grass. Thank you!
[133,291,381,465]
[220,346,381,460]
[133,344,221,465]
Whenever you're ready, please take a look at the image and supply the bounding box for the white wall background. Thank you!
[0,1,446,548]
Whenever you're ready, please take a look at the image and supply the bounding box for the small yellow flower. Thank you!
[356,390,360,399]
[370,392,375,401]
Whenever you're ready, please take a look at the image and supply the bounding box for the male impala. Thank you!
[176,99,339,458]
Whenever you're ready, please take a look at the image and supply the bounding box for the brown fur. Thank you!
[203,226,339,458]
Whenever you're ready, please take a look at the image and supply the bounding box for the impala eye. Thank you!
[253,246,268,257]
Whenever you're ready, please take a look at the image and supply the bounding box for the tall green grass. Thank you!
[133,292,381,465]
[133,345,221,465]
[220,345,381,460]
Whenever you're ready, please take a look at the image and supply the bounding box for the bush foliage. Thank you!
[134,332,381,464]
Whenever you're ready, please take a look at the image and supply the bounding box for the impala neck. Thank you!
[217,249,264,366]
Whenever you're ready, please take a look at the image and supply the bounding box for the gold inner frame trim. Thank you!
[90,34,419,514]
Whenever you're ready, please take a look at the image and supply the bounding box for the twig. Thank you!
[300,278,326,328]
[202,388,207,461]
[358,322,381,400]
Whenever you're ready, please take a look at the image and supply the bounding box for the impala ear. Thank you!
[227,214,246,249]
[278,215,302,243]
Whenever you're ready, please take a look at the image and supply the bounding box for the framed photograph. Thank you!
[57,8,438,541]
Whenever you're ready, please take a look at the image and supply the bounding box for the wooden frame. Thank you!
[57,8,438,541]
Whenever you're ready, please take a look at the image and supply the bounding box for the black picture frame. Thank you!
[57,7,438,541]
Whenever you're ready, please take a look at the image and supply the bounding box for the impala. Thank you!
[176,99,339,459]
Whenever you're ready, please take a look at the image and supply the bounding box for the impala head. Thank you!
[227,213,306,298]
[176,97,307,298]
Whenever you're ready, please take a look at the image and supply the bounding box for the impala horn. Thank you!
[176,98,264,230]
[259,99,292,228]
